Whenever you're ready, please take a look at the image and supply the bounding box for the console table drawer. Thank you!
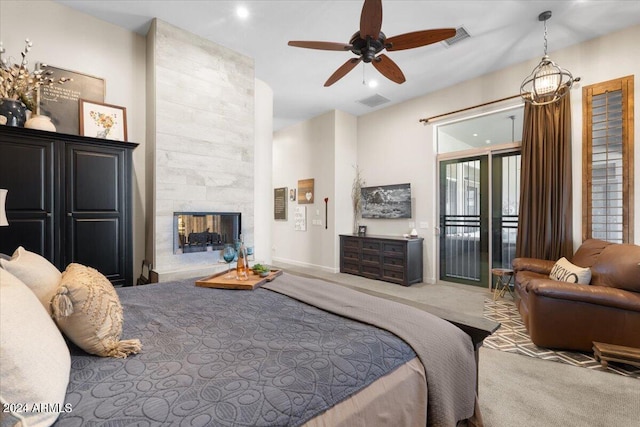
[362,240,381,252]
[362,264,381,278]
[383,256,405,267]
[343,237,360,250]
[383,242,405,256]
[362,253,380,264]
[383,268,405,284]
[342,262,360,275]
[343,250,359,262]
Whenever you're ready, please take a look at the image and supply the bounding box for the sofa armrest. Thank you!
[529,279,640,312]
[512,257,556,276]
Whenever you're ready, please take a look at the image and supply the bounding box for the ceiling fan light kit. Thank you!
[520,10,578,106]
[288,0,455,87]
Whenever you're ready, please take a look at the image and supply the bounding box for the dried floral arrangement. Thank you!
[351,165,365,234]
[0,39,71,111]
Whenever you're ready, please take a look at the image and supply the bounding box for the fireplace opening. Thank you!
[174,212,241,254]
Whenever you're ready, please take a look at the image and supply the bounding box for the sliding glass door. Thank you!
[439,151,521,287]
[439,156,489,287]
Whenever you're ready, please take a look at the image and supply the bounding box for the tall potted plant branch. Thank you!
[351,165,365,234]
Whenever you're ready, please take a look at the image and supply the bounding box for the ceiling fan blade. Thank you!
[288,41,352,51]
[386,28,457,51]
[324,57,363,87]
[360,0,383,39]
[372,54,406,84]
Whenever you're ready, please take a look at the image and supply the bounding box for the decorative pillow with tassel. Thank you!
[51,263,142,358]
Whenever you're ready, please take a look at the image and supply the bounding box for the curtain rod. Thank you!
[419,94,522,124]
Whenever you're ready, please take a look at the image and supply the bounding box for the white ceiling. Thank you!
[55,0,640,131]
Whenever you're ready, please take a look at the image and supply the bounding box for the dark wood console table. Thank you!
[339,234,423,286]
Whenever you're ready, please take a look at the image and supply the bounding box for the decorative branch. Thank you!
[351,165,365,234]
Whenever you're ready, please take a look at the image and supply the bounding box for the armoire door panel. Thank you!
[69,218,121,279]
[0,142,52,212]
[68,148,122,212]
[0,217,52,259]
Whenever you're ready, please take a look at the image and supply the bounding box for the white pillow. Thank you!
[0,246,61,315]
[549,257,592,284]
[0,269,71,427]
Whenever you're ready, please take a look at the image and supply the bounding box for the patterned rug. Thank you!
[482,298,640,379]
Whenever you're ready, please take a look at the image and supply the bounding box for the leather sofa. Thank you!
[512,239,640,352]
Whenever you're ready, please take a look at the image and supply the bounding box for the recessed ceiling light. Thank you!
[236,5,249,19]
[473,133,478,137]
[485,139,491,144]
[368,80,378,88]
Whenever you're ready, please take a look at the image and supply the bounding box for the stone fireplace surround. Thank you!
[145,19,273,282]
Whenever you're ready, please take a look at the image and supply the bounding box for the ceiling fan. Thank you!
[288,0,456,87]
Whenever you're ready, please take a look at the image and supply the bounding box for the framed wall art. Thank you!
[298,178,314,204]
[361,183,412,219]
[274,187,287,220]
[79,99,127,141]
[289,188,296,201]
[38,65,105,135]
[294,206,307,231]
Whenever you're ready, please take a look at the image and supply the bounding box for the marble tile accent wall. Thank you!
[150,20,255,278]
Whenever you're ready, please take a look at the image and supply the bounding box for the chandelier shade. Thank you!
[520,11,577,106]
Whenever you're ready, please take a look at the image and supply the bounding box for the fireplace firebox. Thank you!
[174,212,241,254]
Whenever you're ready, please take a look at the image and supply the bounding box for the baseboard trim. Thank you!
[271,257,338,273]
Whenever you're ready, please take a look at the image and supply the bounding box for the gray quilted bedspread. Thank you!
[265,274,477,426]
[54,276,416,426]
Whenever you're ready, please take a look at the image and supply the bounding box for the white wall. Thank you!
[272,110,357,271]
[274,25,640,282]
[254,79,274,265]
[0,0,147,279]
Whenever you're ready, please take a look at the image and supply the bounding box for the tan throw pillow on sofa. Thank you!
[549,257,592,284]
[0,246,61,315]
[0,269,71,427]
[51,263,142,358]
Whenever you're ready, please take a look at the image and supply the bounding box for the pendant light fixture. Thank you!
[520,11,578,106]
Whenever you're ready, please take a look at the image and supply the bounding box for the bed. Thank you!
[1,256,485,427]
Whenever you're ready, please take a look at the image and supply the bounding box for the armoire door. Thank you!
[65,143,129,285]
[0,138,56,262]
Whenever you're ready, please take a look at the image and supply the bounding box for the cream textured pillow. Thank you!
[0,246,61,315]
[549,257,592,285]
[51,263,142,358]
[0,269,71,427]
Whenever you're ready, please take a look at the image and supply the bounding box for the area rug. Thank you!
[482,298,640,379]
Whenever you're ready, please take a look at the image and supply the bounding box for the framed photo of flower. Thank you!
[79,99,127,142]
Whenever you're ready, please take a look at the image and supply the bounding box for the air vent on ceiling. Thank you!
[356,94,391,108]
[442,26,471,47]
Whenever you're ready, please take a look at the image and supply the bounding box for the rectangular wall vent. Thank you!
[442,26,471,47]
[356,93,391,108]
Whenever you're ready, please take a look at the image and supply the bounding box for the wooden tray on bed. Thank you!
[195,269,282,290]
